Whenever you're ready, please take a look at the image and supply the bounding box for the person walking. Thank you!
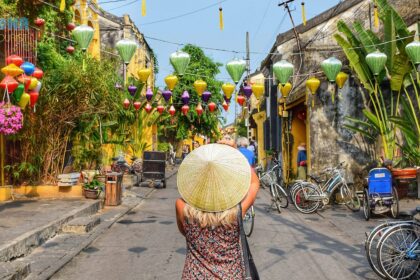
[175,143,260,279]
[237,137,256,167]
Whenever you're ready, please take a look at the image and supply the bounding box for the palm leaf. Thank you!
[363,109,381,130]
[390,53,411,91]
[353,21,376,53]
[343,124,376,140]
[384,9,396,73]
[365,30,384,52]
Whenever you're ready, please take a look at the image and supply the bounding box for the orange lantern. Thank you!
[193,80,207,96]
[208,102,216,112]
[164,75,178,90]
[222,101,229,111]
[237,95,245,106]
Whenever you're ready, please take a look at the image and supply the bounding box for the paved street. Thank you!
[50,174,382,280]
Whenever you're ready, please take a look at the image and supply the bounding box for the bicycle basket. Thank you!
[260,171,276,186]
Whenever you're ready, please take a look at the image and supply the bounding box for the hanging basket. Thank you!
[0,102,23,135]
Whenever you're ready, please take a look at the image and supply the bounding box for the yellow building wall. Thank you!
[0,185,84,202]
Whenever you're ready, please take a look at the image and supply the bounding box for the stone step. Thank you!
[62,216,101,234]
[0,261,30,280]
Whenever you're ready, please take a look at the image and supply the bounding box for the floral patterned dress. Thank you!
[182,219,246,279]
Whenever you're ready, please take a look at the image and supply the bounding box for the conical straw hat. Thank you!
[177,143,251,212]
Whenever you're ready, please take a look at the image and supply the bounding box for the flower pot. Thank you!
[83,188,100,199]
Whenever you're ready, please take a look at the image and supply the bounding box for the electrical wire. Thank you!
[252,0,273,40]
[107,0,138,11]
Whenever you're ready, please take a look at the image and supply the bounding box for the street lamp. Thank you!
[116,39,138,86]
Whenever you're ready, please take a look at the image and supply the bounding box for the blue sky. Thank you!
[98,0,340,123]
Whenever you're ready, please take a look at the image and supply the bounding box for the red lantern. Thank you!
[6,55,23,67]
[0,76,19,93]
[133,101,141,111]
[237,95,245,106]
[34,18,45,27]
[66,23,76,31]
[182,105,189,116]
[297,110,306,121]
[222,101,229,111]
[169,105,176,116]
[196,103,203,116]
[32,67,44,79]
[123,98,130,109]
[208,102,216,112]
[145,103,152,113]
[29,91,39,107]
[66,45,75,54]
[157,105,165,114]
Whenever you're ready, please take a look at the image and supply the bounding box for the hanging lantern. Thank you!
[222,101,229,111]
[405,41,420,65]
[29,91,39,107]
[60,0,66,12]
[336,72,348,89]
[181,91,190,105]
[157,105,165,114]
[170,51,190,76]
[72,25,94,51]
[33,81,42,93]
[116,39,138,65]
[66,23,76,31]
[219,7,224,30]
[28,78,38,90]
[196,103,203,116]
[1,64,23,77]
[66,45,75,54]
[128,85,137,96]
[273,60,294,85]
[237,95,245,106]
[18,93,30,109]
[280,82,292,97]
[6,55,23,67]
[0,76,18,93]
[164,75,178,90]
[142,0,146,16]
[208,102,216,112]
[34,18,45,27]
[133,101,141,111]
[162,90,172,102]
[17,76,31,92]
[366,51,387,76]
[144,103,153,113]
[242,85,252,99]
[115,83,123,91]
[226,59,246,84]
[251,84,264,99]
[169,105,176,116]
[321,57,342,82]
[20,62,35,75]
[224,95,231,104]
[301,2,307,26]
[123,98,130,109]
[13,84,24,102]
[32,67,44,79]
[181,104,189,116]
[137,68,151,83]
[193,80,207,96]
[145,87,153,102]
[201,91,211,103]
[306,77,320,95]
[222,83,235,99]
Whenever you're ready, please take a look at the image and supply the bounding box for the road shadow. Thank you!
[0,200,36,212]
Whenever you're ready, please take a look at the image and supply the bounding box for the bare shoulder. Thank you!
[175,198,186,212]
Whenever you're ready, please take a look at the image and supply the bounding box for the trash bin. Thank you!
[105,172,122,206]
[141,151,166,188]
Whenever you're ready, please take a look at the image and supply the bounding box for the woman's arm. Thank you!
[175,198,186,236]
[241,168,260,217]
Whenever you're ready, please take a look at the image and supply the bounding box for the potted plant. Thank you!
[83,179,103,199]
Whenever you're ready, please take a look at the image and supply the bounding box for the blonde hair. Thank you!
[184,203,238,228]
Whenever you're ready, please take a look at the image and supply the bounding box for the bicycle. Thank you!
[291,162,361,214]
[243,205,255,237]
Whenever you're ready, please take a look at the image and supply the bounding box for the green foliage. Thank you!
[157,142,170,152]
[83,179,103,191]
[236,119,247,137]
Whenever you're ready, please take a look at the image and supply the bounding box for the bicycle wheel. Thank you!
[340,183,361,212]
[293,184,321,214]
[377,224,420,280]
[270,184,282,213]
[289,181,304,204]
[274,183,289,208]
[243,206,255,237]
[390,187,399,219]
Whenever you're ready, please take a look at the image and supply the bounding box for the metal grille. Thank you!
[1,26,37,65]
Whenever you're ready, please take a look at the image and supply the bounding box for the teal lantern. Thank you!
[405,41,420,65]
[366,51,387,76]
[116,39,138,65]
[321,57,342,82]
[170,51,190,76]
[72,25,94,51]
[226,58,246,84]
[273,60,294,85]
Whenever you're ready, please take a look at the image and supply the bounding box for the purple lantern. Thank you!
[201,91,211,103]
[162,90,172,102]
[181,90,190,105]
[128,85,137,96]
[115,82,123,91]
[146,87,153,102]
[224,95,231,103]
[243,85,252,99]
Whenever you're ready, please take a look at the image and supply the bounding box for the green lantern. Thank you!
[405,41,420,65]
[170,51,190,76]
[321,57,342,82]
[226,58,246,84]
[72,25,94,51]
[116,39,138,65]
[273,60,294,85]
[366,51,387,76]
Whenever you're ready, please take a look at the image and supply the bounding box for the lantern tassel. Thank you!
[60,0,65,12]
[219,7,224,30]
[142,0,146,17]
[312,96,314,108]
[301,2,307,26]
[373,3,379,28]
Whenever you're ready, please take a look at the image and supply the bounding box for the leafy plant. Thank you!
[83,179,103,191]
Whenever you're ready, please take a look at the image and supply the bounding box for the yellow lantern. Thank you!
[137,68,151,83]
[28,77,38,90]
[306,77,320,107]
[222,83,235,99]
[1,64,23,77]
[18,92,30,109]
[251,83,264,99]
[193,80,207,96]
[336,72,348,89]
[279,82,292,97]
[164,75,178,90]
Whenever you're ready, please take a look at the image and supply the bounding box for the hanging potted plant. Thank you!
[0,102,23,135]
[83,179,104,199]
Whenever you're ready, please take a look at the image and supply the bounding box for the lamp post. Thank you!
[116,39,138,86]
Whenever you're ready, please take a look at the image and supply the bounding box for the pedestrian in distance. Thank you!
[175,143,260,279]
[237,137,256,167]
